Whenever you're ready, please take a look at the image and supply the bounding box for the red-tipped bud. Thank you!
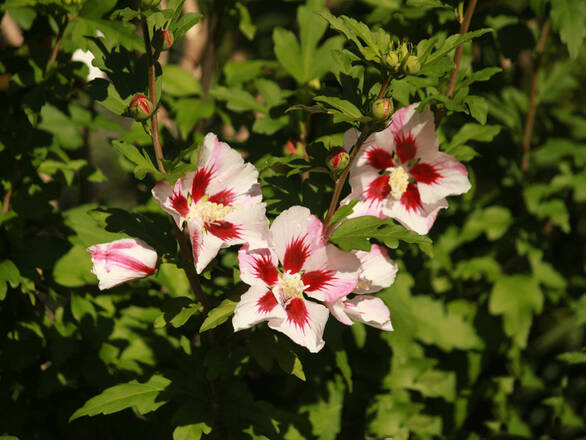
[327,147,350,173]
[128,94,153,121]
[161,29,174,50]
[372,98,393,120]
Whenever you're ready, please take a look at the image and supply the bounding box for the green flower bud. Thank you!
[326,147,350,173]
[384,52,400,71]
[128,94,153,121]
[398,43,409,61]
[403,55,420,75]
[371,98,394,120]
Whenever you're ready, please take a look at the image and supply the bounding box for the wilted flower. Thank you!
[342,103,471,234]
[152,133,269,273]
[87,238,157,290]
[232,206,360,353]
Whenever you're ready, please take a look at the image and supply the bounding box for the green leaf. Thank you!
[38,105,84,150]
[557,351,586,364]
[112,140,164,181]
[162,65,201,96]
[0,260,21,301]
[329,216,433,257]
[199,298,238,333]
[550,0,586,59]
[69,375,171,421]
[327,200,358,227]
[235,2,256,40]
[445,123,501,150]
[314,96,363,120]
[172,13,203,40]
[210,86,267,114]
[173,423,212,440]
[424,29,492,64]
[489,275,544,348]
[410,296,484,351]
[53,245,96,287]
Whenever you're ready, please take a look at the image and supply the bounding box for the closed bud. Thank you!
[384,52,400,71]
[398,43,409,61]
[128,94,153,120]
[161,29,174,50]
[403,55,420,75]
[371,98,393,120]
[326,147,350,173]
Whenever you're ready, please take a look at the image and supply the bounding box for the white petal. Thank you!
[413,152,471,204]
[354,244,398,294]
[383,197,448,235]
[268,298,329,353]
[186,218,224,274]
[303,244,360,303]
[390,103,438,159]
[238,245,279,288]
[343,127,361,152]
[343,167,387,219]
[71,49,107,81]
[223,201,270,250]
[198,133,247,181]
[269,206,325,271]
[87,238,157,290]
[152,179,189,230]
[232,284,286,332]
[326,298,353,326]
[344,296,393,331]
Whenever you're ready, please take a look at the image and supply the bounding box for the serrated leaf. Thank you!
[489,275,544,348]
[112,140,164,181]
[0,260,21,300]
[424,29,492,65]
[550,0,586,59]
[69,375,171,421]
[199,298,237,333]
[314,96,363,120]
[162,65,201,96]
[172,13,203,40]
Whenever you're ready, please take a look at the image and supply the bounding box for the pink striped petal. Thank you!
[232,284,287,332]
[270,206,325,274]
[303,244,360,302]
[238,245,279,287]
[152,179,189,230]
[389,103,438,162]
[87,238,157,290]
[268,298,329,353]
[411,152,471,204]
[383,190,448,235]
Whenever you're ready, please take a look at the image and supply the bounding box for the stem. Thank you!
[47,15,68,71]
[323,75,392,227]
[141,18,166,174]
[521,18,551,175]
[141,16,208,311]
[435,0,478,126]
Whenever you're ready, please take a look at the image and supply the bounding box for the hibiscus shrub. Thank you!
[1,0,585,438]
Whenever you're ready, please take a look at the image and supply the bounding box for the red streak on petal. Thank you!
[285,297,309,330]
[170,190,190,217]
[400,183,422,212]
[282,236,310,274]
[107,241,135,250]
[365,175,391,201]
[191,167,214,204]
[252,255,279,286]
[191,228,200,264]
[208,189,235,206]
[395,132,417,163]
[257,290,278,313]
[206,221,241,241]
[91,250,155,275]
[410,162,440,184]
[366,147,394,170]
[302,269,334,292]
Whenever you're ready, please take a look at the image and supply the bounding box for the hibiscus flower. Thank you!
[232,206,360,353]
[326,244,397,331]
[342,103,471,234]
[87,238,157,290]
[152,133,269,273]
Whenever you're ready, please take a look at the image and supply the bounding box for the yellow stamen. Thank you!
[388,166,410,199]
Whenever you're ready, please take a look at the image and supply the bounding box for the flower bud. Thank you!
[87,238,158,290]
[398,43,409,61]
[161,29,174,50]
[403,55,420,75]
[371,98,393,120]
[128,94,153,121]
[384,52,400,71]
[326,147,350,173]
